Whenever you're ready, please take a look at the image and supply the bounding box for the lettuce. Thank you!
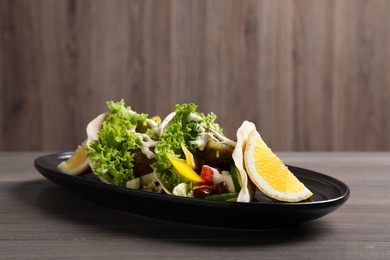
[86,100,154,186]
[86,101,221,191]
[152,103,220,191]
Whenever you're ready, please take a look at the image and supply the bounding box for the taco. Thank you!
[85,100,161,192]
[152,103,252,202]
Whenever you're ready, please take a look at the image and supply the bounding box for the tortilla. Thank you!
[232,121,256,202]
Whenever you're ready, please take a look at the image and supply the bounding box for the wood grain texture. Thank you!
[1,152,390,259]
[1,0,389,151]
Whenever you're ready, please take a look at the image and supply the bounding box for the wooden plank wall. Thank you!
[1,0,389,151]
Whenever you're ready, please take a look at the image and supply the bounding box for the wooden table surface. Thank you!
[1,152,389,259]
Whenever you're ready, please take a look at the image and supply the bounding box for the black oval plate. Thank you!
[34,152,350,229]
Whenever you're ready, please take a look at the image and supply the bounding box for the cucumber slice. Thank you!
[230,165,242,192]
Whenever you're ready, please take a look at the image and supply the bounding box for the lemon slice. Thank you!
[57,142,90,176]
[244,129,313,202]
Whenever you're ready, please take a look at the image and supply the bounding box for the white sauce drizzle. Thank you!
[191,122,209,151]
[146,118,160,136]
[192,133,209,151]
[125,109,160,159]
[187,113,202,122]
[137,133,158,159]
[127,125,137,133]
[210,129,236,147]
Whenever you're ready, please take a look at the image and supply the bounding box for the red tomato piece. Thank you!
[200,165,214,185]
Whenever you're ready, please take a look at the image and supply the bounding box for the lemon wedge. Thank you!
[57,142,90,176]
[244,128,313,202]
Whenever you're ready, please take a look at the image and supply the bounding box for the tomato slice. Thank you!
[200,165,214,185]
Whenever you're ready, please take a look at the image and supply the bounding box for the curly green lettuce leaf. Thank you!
[86,100,154,186]
[152,103,220,191]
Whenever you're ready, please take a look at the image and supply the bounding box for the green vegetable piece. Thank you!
[230,165,242,192]
[172,183,190,197]
[205,192,238,201]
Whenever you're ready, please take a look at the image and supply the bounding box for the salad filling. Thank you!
[80,100,251,202]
